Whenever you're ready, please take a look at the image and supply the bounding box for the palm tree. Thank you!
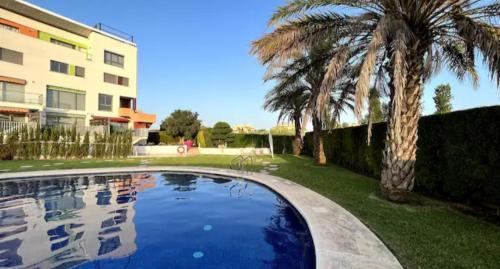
[264,79,310,155]
[257,43,355,164]
[252,0,499,201]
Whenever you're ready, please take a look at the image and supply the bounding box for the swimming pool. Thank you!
[0,172,315,269]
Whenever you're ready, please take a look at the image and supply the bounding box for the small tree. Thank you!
[42,129,49,159]
[80,131,90,158]
[49,127,59,159]
[433,84,453,114]
[3,130,19,160]
[211,122,234,146]
[160,110,201,141]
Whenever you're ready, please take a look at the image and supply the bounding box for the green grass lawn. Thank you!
[1,155,499,269]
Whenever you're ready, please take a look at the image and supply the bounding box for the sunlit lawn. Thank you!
[0,155,499,269]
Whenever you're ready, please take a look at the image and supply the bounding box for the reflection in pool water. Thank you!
[0,172,315,269]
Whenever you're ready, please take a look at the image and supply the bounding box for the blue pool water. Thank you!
[0,172,315,269]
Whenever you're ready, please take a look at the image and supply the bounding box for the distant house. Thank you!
[233,124,257,134]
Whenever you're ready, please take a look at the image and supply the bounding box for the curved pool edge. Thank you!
[0,167,403,269]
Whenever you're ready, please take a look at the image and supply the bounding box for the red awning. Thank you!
[0,76,26,85]
[92,116,129,123]
[0,106,29,114]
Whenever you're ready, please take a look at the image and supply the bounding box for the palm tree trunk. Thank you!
[381,64,423,202]
[312,115,326,165]
[292,113,303,156]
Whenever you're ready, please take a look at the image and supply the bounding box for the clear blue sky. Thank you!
[29,0,499,129]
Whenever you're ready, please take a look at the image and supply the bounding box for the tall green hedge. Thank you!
[302,106,500,206]
[228,134,294,154]
[0,126,132,160]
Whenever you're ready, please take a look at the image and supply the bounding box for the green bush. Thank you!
[301,106,500,206]
[211,122,234,146]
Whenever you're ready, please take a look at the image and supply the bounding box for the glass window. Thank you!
[46,89,57,108]
[103,73,128,86]
[98,94,113,111]
[75,66,85,77]
[0,82,25,103]
[50,38,76,49]
[46,114,85,127]
[0,23,19,33]
[118,76,129,86]
[104,51,124,67]
[104,73,117,84]
[50,60,69,74]
[59,91,76,109]
[0,47,23,65]
[46,88,85,111]
[77,94,85,110]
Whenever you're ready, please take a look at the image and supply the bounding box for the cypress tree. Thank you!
[28,127,35,159]
[81,131,90,158]
[34,126,41,159]
[6,130,19,160]
[20,126,29,160]
[75,134,81,159]
[42,129,49,159]
[49,127,59,159]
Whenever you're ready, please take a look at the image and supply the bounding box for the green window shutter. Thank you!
[69,65,76,76]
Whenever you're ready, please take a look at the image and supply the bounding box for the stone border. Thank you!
[0,167,402,269]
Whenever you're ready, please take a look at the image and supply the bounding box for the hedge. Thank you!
[302,106,500,206]
[0,126,133,160]
[228,134,294,154]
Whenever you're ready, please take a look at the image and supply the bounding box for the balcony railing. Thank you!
[119,107,156,124]
[134,128,149,138]
[0,121,37,134]
[0,91,43,105]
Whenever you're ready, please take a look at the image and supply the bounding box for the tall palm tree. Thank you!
[252,0,499,201]
[256,43,355,164]
[264,79,310,155]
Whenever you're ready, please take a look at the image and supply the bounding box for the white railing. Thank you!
[77,125,109,136]
[0,121,37,134]
[0,91,43,105]
[133,128,149,138]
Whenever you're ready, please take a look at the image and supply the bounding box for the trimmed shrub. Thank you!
[212,122,234,146]
[301,106,500,206]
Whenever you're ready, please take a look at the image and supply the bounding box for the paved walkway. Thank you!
[0,166,402,269]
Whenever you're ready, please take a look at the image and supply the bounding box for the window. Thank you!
[98,94,113,111]
[50,38,75,49]
[0,82,25,103]
[0,23,19,33]
[0,47,23,65]
[46,87,85,111]
[75,66,85,78]
[117,76,129,86]
[104,51,124,67]
[103,73,129,86]
[50,60,69,74]
[104,73,116,84]
[46,114,85,127]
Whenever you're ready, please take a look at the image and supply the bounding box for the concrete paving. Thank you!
[0,166,402,269]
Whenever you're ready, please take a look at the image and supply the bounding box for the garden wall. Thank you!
[302,106,500,206]
[147,132,295,154]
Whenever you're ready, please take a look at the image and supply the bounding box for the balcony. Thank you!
[119,107,156,126]
[0,90,43,106]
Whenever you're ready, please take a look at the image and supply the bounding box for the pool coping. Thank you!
[0,167,403,269]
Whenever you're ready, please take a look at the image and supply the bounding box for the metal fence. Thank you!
[0,121,37,134]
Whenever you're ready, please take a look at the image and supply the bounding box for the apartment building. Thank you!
[0,0,155,132]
